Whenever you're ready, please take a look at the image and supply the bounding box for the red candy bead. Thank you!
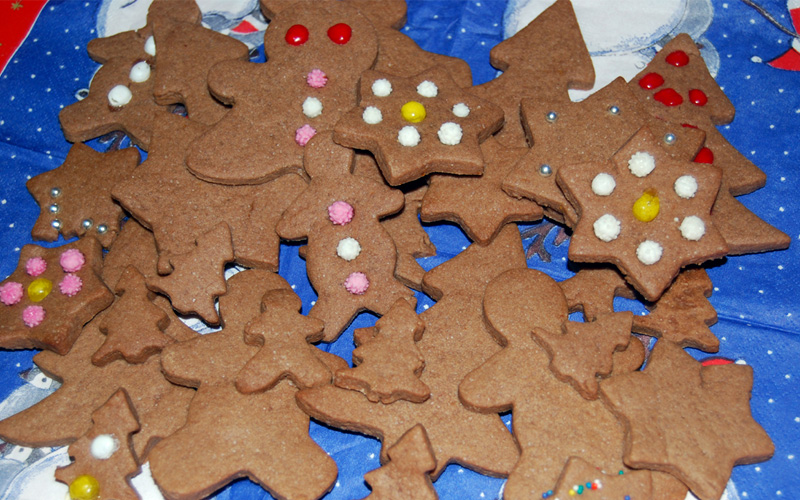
[654,88,683,106]
[327,23,352,45]
[694,147,714,164]
[689,88,708,106]
[665,50,690,67]
[285,24,309,46]
[638,72,664,90]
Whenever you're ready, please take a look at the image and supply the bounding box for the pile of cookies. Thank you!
[0,0,788,499]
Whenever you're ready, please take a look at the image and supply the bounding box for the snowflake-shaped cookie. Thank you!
[557,127,728,302]
[334,66,504,185]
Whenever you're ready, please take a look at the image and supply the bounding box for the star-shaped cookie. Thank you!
[421,136,542,245]
[27,144,140,248]
[297,225,527,478]
[0,237,113,354]
[557,126,729,301]
[334,66,504,185]
[600,341,774,500]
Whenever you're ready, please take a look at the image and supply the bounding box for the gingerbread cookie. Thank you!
[113,112,306,274]
[628,33,766,196]
[55,389,141,500]
[557,126,728,301]
[333,65,503,186]
[421,137,542,245]
[550,457,653,500]
[59,0,199,149]
[334,298,429,404]
[276,133,415,342]
[459,268,628,498]
[503,77,706,225]
[531,311,633,400]
[364,424,438,500]
[471,0,594,149]
[145,222,234,325]
[27,143,140,248]
[151,269,343,500]
[152,23,250,125]
[0,236,113,354]
[0,313,195,461]
[600,340,775,500]
[352,153,436,291]
[93,265,174,366]
[297,226,527,479]
[185,0,379,185]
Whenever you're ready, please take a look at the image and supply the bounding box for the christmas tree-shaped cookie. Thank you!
[55,389,141,500]
[93,265,173,366]
[335,298,430,403]
[364,424,438,500]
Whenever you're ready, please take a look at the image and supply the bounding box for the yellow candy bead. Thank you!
[69,474,100,500]
[632,189,660,222]
[27,278,53,303]
[401,101,426,123]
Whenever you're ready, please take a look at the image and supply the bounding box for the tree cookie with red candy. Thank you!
[599,340,775,500]
[185,0,379,185]
[557,126,729,302]
[277,132,415,342]
[55,389,141,500]
[0,237,113,355]
[628,33,765,196]
[27,143,140,248]
[333,66,504,186]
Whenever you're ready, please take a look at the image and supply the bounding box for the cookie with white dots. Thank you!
[557,126,729,302]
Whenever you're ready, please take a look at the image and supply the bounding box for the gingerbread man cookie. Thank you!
[276,133,415,342]
[185,0,379,185]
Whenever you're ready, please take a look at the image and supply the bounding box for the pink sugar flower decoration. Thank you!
[0,282,24,306]
[328,201,354,225]
[22,305,45,328]
[295,124,317,147]
[59,274,83,296]
[307,69,328,88]
[344,272,369,295]
[26,257,47,277]
[60,248,86,273]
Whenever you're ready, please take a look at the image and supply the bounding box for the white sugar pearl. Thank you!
[91,434,118,460]
[674,175,698,199]
[302,97,323,118]
[680,216,706,240]
[362,106,382,124]
[337,237,361,261]
[129,61,151,83]
[636,240,663,265]
[372,78,392,97]
[107,85,132,107]
[416,80,438,97]
[144,36,156,56]
[397,125,420,147]
[452,102,470,117]
[591,173,616,196]
[628,151,656,177]
[438,122,462,145]
[593,214,621,242]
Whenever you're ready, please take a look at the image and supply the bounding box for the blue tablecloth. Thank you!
[0,1,798,499]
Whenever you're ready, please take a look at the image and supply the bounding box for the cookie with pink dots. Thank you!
[277,132,415,341]
[185,0,379,185]
[557,126,729,302]
[333,65,504,185]
[0,237,113,354]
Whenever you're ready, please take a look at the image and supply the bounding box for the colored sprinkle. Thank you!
[25,256,47,276]
[27,278,53,302]
[60,248,85,273]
